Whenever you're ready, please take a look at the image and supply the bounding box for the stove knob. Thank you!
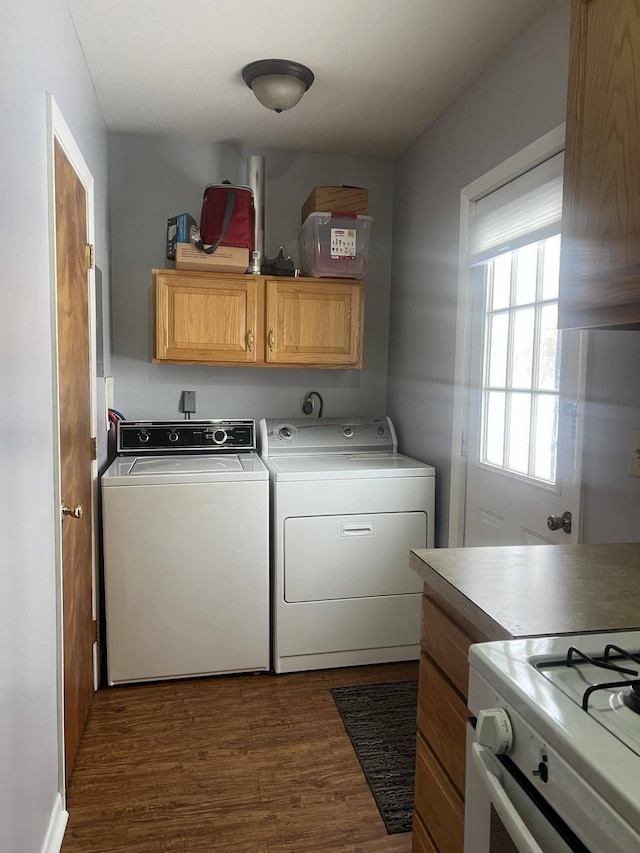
[279,426,293,440]
[168,430,179,443]
[213,428,228,445]
[476,708,513,755]
[138,430,150,443]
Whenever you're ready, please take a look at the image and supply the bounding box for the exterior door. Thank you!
[55,138,95,778]
[463,236,586,546]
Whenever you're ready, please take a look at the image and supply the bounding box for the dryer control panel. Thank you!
[259,417,397,458]
[118,420,255,453]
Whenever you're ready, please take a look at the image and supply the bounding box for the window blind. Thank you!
[467,152,564,266]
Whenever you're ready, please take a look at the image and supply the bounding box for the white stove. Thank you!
[466,630,640,853]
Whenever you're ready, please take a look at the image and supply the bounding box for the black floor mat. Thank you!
[330,680,418,834]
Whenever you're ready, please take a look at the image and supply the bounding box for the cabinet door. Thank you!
[559,0,640,329]
[154,274,263,364]
[265,279,363,367]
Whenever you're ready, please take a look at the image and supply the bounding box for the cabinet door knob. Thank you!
[246,328,254,352]
[268,328,275,351]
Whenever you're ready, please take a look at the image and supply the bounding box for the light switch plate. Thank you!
[628,429,640,477]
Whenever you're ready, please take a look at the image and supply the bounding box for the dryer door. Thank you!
[284,512,426,602]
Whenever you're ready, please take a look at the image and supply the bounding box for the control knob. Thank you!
[343,427,353,438]
[476,708,513,755]
[278,426,293,440]
[138,430,150,444]
[168,430,179,443]
[212,428,228,445]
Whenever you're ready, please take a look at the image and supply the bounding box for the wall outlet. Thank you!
[180,390,196,414]
[300,396,315,417]
[628,429,640,478]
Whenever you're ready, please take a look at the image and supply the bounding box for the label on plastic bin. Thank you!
[330,228,356,259]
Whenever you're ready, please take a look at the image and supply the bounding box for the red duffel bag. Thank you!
[195,181,255,254]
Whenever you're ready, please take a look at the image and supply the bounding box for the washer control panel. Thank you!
[118,420,255,453]
[259,417,397,458]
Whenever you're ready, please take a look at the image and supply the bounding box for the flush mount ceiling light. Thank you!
[242,59,314,114]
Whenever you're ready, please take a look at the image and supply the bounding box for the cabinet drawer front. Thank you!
[418,653,468,795]
[421,595,474,697]
[414,733,464,853]
[412,813,438,853]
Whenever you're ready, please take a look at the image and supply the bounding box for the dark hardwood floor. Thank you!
[63,661,418,853]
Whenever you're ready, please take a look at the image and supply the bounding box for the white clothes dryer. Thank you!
[259,417,435,674]
[102,419,269,685]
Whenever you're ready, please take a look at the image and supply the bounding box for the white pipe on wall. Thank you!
[247,155,265,274]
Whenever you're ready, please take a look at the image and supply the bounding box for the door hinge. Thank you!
[461,430,468,458]
[86,243,95,270]
[92,620,98,643]
[90,436,97,460]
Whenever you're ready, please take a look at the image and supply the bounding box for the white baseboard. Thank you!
[40,794,69,853]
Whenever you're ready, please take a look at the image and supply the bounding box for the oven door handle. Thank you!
[471,742,545,853]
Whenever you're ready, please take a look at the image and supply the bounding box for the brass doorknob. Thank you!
[62,502,83,520]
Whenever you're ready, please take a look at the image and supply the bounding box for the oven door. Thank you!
[464,724,588,853]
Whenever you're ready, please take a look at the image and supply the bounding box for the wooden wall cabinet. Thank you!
[412,590,488,853]
[153,270,364,368]
[559,0,640,330]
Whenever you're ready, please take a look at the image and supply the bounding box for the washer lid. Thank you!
[102,453,269,485]
[131,456,244,474]
[263,452,435,481]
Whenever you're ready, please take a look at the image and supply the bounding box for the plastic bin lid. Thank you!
[300,211,373,229]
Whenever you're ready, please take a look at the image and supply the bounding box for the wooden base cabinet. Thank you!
[412,590,488,853]
[559,0,640,330]
[153,269,364,368]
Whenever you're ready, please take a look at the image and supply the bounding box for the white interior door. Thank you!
[463,235,586,546]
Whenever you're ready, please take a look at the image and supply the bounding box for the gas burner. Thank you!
[622,683,640,714]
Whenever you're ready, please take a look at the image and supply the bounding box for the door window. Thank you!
[480,234,561,485]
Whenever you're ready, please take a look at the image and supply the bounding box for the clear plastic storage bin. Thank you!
[299,212,373,279]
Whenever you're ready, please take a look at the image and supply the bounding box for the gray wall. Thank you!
[387,0,640,545]
[0,1,109,851]
[109,135,393,421]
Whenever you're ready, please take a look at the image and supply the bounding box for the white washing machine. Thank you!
[259,417,435,674]
[102,419,269,685]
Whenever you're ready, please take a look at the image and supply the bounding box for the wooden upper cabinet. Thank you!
[265,279,363,367]
[154,271,262,364]
[153,270,364,368]
[559,0,640,329]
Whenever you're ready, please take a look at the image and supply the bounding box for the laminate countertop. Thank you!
[410,543,640,641]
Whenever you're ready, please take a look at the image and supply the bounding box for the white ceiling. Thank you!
[67,0,551,159]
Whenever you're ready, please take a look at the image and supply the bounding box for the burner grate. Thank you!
[566,646,638,676]
[538,643,640,713]
[581,679,640,712]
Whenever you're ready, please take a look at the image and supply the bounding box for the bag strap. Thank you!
[195,191,236,254]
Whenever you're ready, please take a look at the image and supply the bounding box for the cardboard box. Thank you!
[301,186,368,224]
[175,243,249,274]
[166,213,197,261]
